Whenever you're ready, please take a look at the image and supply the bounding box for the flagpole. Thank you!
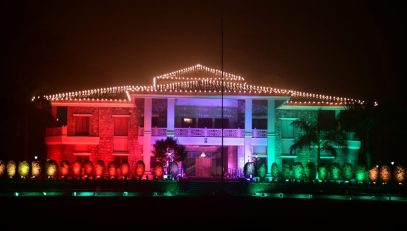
[221,17,224,184]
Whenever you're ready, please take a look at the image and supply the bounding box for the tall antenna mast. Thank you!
[221,17,224,183]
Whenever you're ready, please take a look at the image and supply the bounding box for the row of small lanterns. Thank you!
[244,162,406,185]
[0,160,173,180]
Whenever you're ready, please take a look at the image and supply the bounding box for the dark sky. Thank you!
[1,0,405,104]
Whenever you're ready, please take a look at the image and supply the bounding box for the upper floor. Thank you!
[42,64,362,146]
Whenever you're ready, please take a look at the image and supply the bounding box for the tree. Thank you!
[29,97,56,161]
[339,100,378,168]
[152,137,187,165]
[341,101,407,167]
[290,111,347,166]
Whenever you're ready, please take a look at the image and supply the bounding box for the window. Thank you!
[281,119,296,138]
[56,106,67,126]
[181,117,196,128]
[252,119,267,129]
[152,115,166,127]
[75,155,90,164]
[114,156,128,165]
[114,117,128,136]
[198,118,212,128]
[75,116,90,136]
[214,118,228,128]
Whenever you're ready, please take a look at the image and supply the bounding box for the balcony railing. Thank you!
[252,129,268,138]
[153,128,167,136]
[138,127,268,138]
[46,126,67,136]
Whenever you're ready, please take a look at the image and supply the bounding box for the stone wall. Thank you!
[46,105,142,176]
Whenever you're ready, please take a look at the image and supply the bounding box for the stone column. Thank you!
[244,98,253,163]
[267,99,276,176]
[143,98,152,175]
[167,98,175,137]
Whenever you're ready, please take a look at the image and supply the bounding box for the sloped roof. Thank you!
[153,64,245,86]
[39,64,362,106]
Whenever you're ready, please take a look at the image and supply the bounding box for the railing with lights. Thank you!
[252,129,268,138]
[138,127,250,137]
[173,128,246,137]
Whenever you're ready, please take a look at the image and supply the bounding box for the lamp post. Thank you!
[166,147,174,180]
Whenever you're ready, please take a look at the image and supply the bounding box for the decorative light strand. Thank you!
[38,64,363,106]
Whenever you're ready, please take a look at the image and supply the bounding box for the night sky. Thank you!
[1,1,405,104]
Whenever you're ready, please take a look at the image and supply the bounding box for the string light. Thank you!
[40,64,362,106]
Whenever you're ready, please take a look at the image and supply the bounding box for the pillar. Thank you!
[267,99,276,176]
[244,98,252,163]
[167,98,175,137]
[143,98,152,174]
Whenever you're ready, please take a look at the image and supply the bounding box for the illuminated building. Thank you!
[42,64,361,178]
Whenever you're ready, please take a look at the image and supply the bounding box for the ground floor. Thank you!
[47,142,357,179]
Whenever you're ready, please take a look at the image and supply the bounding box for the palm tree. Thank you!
[153,137,187,165]
[290,112,347,166]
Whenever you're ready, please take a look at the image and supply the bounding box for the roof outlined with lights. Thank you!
[38,64,363,107]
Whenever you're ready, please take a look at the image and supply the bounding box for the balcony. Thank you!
[45,126,99,145]
[138,127,268,138]
[46,126,67,136]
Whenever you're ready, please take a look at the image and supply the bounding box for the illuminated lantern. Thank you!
[135,160,145,179]
[72,161,82,179]
[108,161,117,179]
[317,164,328,181]
[293,162,304,181]
[84,161,93,179]
[305,162,316,181]
[394,165,406,184]
[7,161,16,179]
[380,165,391,184]
[0,160,5,177]
[116,165,122,178]
[355,166,367,183]
[18,161,30,179]
[271,162,279,181]
[120,162,130,179]
[243,162,256,179]
[154,162,163,180]
[257,161,267,181]
[368,166,379,183]
[31,161,41,178]
[330,163,341,181]
[46,160,57,179]
[282,163,292,181]
[60,160,70,179]
[342,163,353,180]
[95,160,105,179]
